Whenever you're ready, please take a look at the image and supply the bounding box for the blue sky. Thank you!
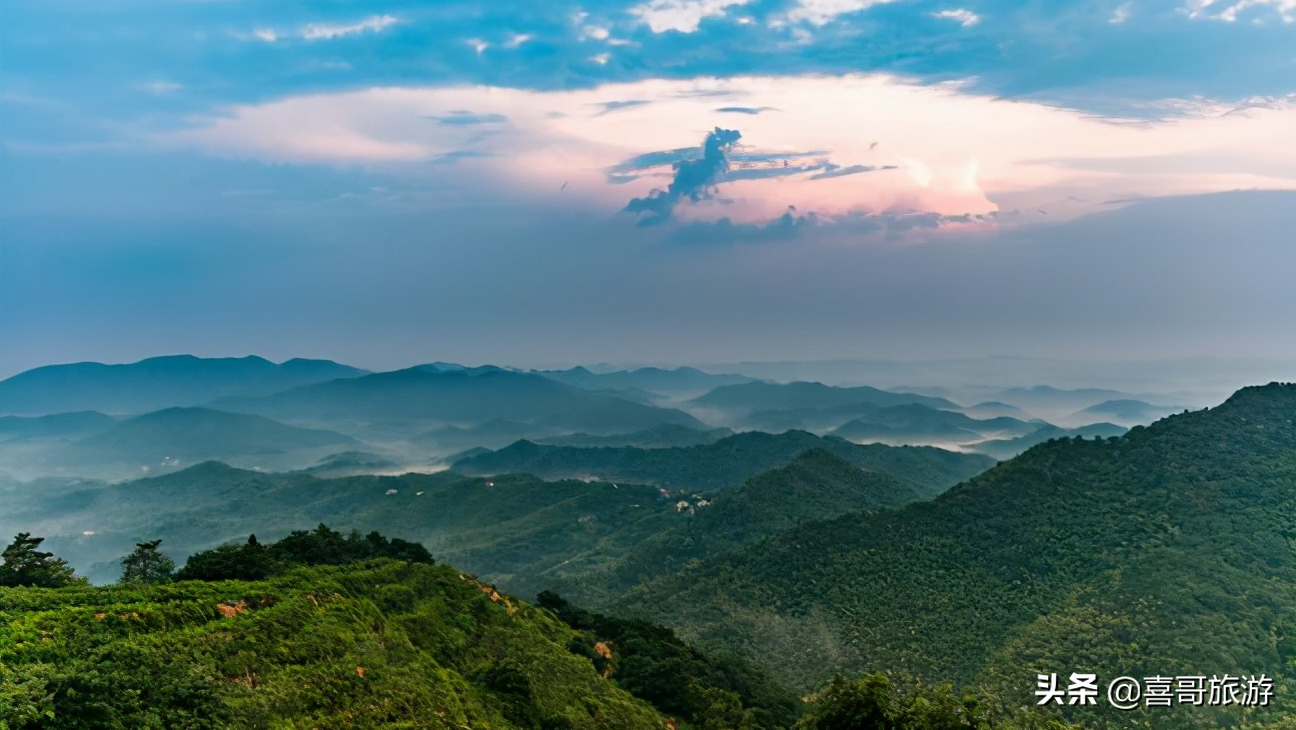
[2,0,1294,378]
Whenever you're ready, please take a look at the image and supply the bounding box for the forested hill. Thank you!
[615,383,1296,729]
[453,430,993,497]
[0,560,671,729]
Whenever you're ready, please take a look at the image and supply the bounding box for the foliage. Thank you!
[0,533,80,588]
[538,590,799,729]
[118,539,176,585]
[0,560,665,729]
[615,383,1296,729]
[794,674,1079,730]
[174,524,432,581]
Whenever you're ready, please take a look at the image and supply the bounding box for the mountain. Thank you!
[453,430,993,498]
[611,383,1296,728]
[0,355,368,416]
[972,422,1128,460]
[214,366,709,439]
[826,404,1039,446]
[537,366,757,399]
[72,407,355,467]
[988,385,1137,420]
[0,411,117,442]
[690,381,959,419]
[1069,398,1184,426]
[539,449,923,607]
[961,401,1031,419]
[535,424,735,449]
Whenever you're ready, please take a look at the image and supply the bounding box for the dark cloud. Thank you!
[595,100,651,115]
[809,163,897,180]
[607,147,700,175]
[715,106,778,115]
[623,127,742,225]
[428,111,508,125]
[667,207,997,245]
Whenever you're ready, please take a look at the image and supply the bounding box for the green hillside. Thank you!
[540,449,922,607]
[453,430,993,498]
[0,559,671,730]
[614,383,1296,729]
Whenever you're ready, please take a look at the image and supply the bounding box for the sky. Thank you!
[2,0,1295,380]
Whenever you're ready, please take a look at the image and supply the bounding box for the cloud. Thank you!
[716,106,777,114]
[595,99,652,115]
[624,127,742,224]
[809,163,895,179]
[429,111,509,125]
[504,33,533,48]
[301,15,399,41]
[931,9,981,27]
[628,0,755,33]
[253,28,278,42]
[1109,2,1133,23]
[166,75,1296,229]
[1185,0,1296,22]
[778,0,905,26]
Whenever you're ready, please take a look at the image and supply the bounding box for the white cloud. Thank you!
[778,0,904,26]
[167,76,1296,225]
[504,33,533,48]
[254,28,278,42]
[628,0,754,33]
[590,53,612,64]
[467,38,489,54]
[300,15,399,41]
[931,8,980,26]
[1109,2,1133,22]
[1185,0,1296,22]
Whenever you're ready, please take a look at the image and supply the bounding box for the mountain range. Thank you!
[0,355,368,416]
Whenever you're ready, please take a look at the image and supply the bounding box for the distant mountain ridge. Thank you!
[453,429,992,497]
[0,355,368,416]
[537,366,756,398]
[214,365,709,436]
[72,406,355,464]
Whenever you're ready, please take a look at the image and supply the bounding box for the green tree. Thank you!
[0,533,79,588]
[119,539,175,585]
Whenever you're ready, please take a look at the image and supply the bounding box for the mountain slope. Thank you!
[614,383,1296,728]
[0,355,368,416]
[74,407,355,461]
[540,449,922,607]
[0,560,668,730]
[453,430,994,498]
[972,422,1127,460]
[0,411,117,442]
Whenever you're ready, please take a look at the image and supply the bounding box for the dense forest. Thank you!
[611,384,1296,728]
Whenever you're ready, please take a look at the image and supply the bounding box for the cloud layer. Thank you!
[166,74,1296,231]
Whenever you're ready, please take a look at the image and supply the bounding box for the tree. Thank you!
[174,534,273,581]
[119,539,175,585]
[0,533,79,588]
